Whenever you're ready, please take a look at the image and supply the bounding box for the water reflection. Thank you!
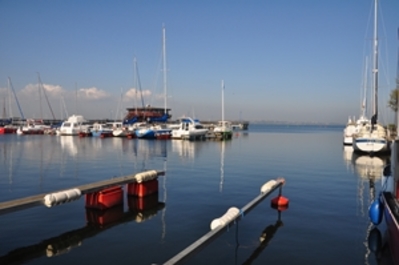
[0,194,165,264]
[241,210,284,265]
[171,139,198,159]
[218,140,232,193]
[59,136,78,156]
[343,148,392,265]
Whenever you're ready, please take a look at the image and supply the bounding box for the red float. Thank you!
[271,195,289,211]
[127,179,158,197]
[85,186,123,210]
[128,193,159,211]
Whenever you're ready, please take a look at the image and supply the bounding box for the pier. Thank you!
[0,170,164,216]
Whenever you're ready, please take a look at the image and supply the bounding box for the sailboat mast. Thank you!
[221,80,225,122]
[38,73,43,121]
[162,25,167,114]
[372,0,379,124]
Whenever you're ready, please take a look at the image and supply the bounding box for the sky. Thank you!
[1,0,399,124]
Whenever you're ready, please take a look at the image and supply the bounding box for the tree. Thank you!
[387,78,399,113]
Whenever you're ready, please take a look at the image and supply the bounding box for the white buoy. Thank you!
[210,207,240,230]
[43,188,82,208]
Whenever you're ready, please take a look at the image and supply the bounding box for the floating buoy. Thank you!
[271,195,289,210]
[369,197,383,225]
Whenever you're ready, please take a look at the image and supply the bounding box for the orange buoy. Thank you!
[271,195,289,211]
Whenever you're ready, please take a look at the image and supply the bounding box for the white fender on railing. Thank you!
[43,188,82,208]
[210,207,240,230]
[135,170,158,183]
[260,180,277,194]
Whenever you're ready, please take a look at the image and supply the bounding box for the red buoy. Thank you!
[271,195,289,211]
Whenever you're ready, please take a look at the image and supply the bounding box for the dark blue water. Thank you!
[0,124,393,265]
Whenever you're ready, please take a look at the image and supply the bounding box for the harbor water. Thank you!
[0,124,394,265]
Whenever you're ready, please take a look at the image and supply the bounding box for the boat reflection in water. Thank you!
[59,136,78,157]
[171,139,199,159]
[348,149,394,265]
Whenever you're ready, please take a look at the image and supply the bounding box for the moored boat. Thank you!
[171,117,208,140]
[91,123,113,138]
[352,0,389,155]
[212,80,233,140]
[111,122,128,137]
[58,115,90,136]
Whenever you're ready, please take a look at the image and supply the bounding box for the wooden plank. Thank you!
[0,170,164,216]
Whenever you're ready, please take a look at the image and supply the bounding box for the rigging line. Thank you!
[150,47,162,107]
[37,73,56,120]
[115,87,123,121]
[134,58,145,109]
[8,77,24,120]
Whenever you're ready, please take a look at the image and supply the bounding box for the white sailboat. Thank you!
[213,80,233,140]
[352,0,389,154]
[343,58,370,146]
[136,25,172,139]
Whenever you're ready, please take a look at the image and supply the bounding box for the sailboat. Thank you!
[343,58,370,146]
[135,25,172,139]
[213,80,233,140]
[352,0,389,154]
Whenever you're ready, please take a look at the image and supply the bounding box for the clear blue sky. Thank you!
[1,0,399,124]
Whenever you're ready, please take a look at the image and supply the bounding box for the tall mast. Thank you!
[162,25,167,113]
[8,81,13,118]
[371,0,379,125]
[2,97,6,120]
[221,80,225,122]
[38,73,43,120]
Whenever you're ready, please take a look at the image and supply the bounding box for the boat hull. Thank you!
[352,138,389,154]
[172,129,208,140]
[382,192,399,265]
[135,129,156,139]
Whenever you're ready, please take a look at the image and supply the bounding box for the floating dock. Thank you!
[0,170,164,216]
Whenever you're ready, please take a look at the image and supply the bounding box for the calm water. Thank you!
[0,124,394,265]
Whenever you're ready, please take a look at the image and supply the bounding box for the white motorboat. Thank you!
[58,115,91,136]
[171,117,208,140]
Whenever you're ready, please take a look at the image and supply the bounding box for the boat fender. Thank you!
[135,170,158,183]
[260,180,277,194]
[368,196,383,226]
[210,207,240,230]
[367,227,382,253]
[43,188,82,208]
